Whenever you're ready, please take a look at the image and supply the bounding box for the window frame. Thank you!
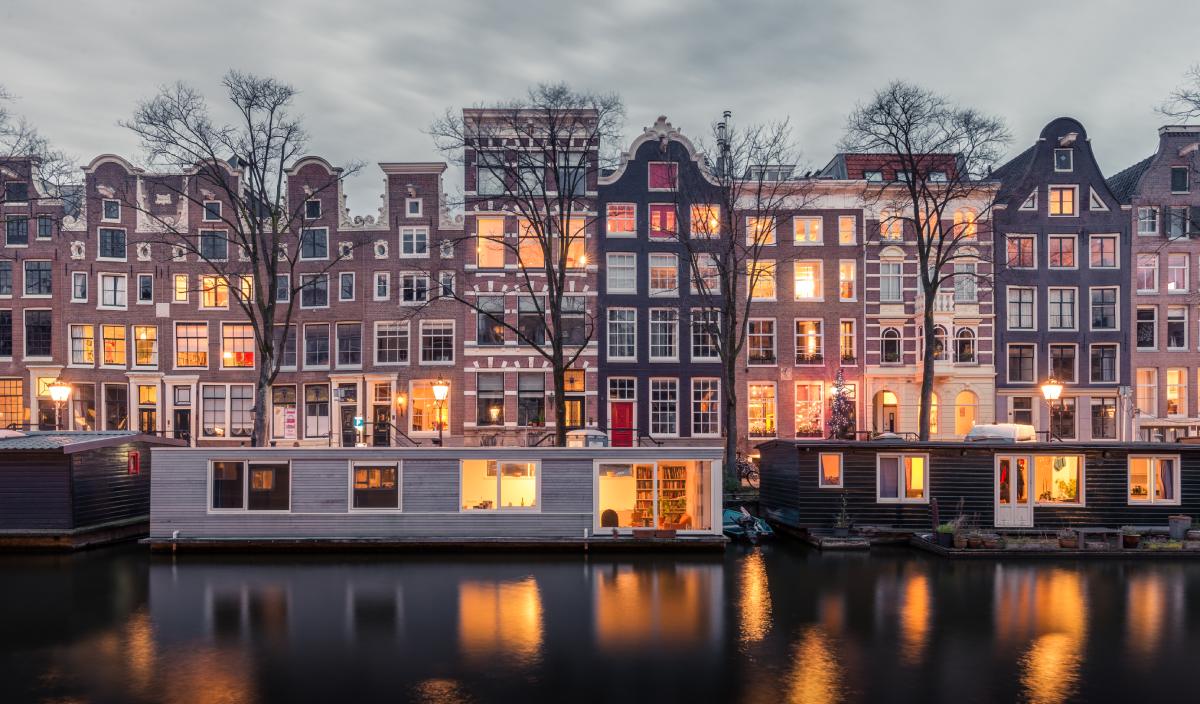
[1127,455,1182,506]
[1087,233,1120,270]
[1047,233,1077,270]
[348,460,403,512]
[207,459,292,514]
[1047,185,1078,217]
[876,453,930,504]
[818,452,844,489]
[458,459,542,513]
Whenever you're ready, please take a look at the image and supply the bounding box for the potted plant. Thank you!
[833,494,852,538]
[982,533,1001,549]
[1058,528,1079,549]
[953,531,968,549]
[1121,526,1141,549]
[967,532,983,549]
[935,522,955,548]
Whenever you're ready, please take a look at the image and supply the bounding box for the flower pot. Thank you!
[1059,536,1079,549]
[655,529,677,539]
[982,536,1001,549]
[953,534,967,549]
[1187,529,1200,541]
[1169,515,1193,541]
[1122,534,1141,549]
[967,535,983,549]
[632,528,656,540]
[936,532,953,548]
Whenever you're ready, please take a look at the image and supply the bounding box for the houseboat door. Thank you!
[610,402,634,447]
[995,455,1033,527]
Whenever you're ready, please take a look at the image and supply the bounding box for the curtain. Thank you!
[879,457,899,498]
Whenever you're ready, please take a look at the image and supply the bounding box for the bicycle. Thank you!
[735,452,760,489]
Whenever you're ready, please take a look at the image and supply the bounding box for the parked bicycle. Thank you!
[735,452,760,489]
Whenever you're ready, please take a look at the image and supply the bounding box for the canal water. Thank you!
[1,542,1197,703]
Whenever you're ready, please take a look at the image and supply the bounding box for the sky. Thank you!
[1,0,1197,214]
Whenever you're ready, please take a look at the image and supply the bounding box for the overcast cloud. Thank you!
[1,0,1196,212]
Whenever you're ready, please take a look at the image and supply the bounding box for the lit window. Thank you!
[461,460,538,510]
[175,323,208,368]
[222,324,255,368]
[794,321,822,365]
[648,253,678,296]
[952,208,977,239]
[746,217,776,245]
[133,325,158,367]
[747,383,776,437]
[879,210,902,240]
[877,454,928,503]
[838,216,856,245]
[793,261,822,301]
[101,324,126,366]
[200,275,229,309]
[647,162,678,190]
[1034,455,1082,504]
[173,274,188,302]
[1128,456,1180,505]
[1048,186,1076,216]
[749,260,776,300]
[648,204,676,238]
[794,381,824,437]
[793,217,822,244]
[819,453,843,488]
[1088,234,1118,268]
[690,204,720,238]
[476,216,506,268]
[606,203,635,236]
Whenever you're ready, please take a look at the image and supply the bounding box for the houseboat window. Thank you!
[248,463,290,511]
[1128,456,1180,505]
[819,453,843,488]
[211,461,245,509]
[352,463,400,509]
[461,460,537,511]
[595,461,711,531]
[1033,455,1082,505]
[877,454,928,503]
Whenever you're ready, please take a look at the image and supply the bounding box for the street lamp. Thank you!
[47,380,72,431]
[1040,377,1064,440]
[432,376,450,446]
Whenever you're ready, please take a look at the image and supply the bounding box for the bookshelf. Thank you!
[632,464,655,527]
[658,464,688,527]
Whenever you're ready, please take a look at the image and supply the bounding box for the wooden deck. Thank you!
[146,534,729,553]
[910,535,1200,560]
[0,516,148,551]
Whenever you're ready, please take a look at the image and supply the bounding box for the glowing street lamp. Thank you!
[47,379,72,431]
[1040,378,1064,440]
[432,376,450,446]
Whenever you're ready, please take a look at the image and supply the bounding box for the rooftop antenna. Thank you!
[717,110,732,179]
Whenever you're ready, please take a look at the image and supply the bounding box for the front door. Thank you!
[995,455,1033,527]
[372,405,391,447]
[340,406,358,447]
[610,401,634,447]
[173,409,191,444]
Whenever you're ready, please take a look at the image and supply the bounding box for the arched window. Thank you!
[932,325,948,361]
[955,390,978,435]
[881,328,901,364]
[955,328,976,363]
[953,208,978,240]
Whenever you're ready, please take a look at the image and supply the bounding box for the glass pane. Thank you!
[498,462,537,509]
[461,460,498,510]
[1016,458,1029,504]
[1157,459,1175,501]
[904,456,925,499]
[879,457,899,498]
[998,459,1011,505]
[597,463,637,529]
[1129,458,1150,501]
[211,461,244,509]
[820,454,842,486]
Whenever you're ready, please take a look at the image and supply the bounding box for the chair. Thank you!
[600,509,619,528]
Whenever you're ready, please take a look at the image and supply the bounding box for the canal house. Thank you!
[759,437,1200,532]
[149,446,724,548]
[0,430,179,548]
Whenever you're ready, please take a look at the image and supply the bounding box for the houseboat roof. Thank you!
[0,431,182,454]
[760,438,1200,453]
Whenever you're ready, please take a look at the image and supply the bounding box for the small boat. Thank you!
[723,507,774,543]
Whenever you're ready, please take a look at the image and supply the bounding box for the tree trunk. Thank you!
[723,357,739,489]
[250,358,273,447]
[551,348,567,448]
[918,291,936,441]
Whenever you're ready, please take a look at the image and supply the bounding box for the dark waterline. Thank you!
[1,543,1198,703]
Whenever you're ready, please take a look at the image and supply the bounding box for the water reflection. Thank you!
[738,549,772,644]
[994,567,1087,704]
[786,625,843,704]
[458,577,543,665]
[7,545,1200,703]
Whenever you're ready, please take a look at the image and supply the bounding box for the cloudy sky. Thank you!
[2,0,1197,212]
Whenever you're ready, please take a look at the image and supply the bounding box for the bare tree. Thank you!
[119,71,363,446]
[429,83,624,446]
[0,84,75,214]
[674,113,807,480]
[1160,64,1200,119]
[842,80,1009,440]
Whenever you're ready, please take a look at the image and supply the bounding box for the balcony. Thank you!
[915,290,979,319]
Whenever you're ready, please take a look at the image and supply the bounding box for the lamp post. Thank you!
[47,380,72,431]
[432,376,450,446]
[1040,377,1064,441]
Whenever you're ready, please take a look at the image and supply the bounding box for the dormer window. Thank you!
[102,199,121,221]
[1054,149,1073,172]
[305,199,321,220]
[863,171,883,182]
[203,201,222,221]
[1171,167,1190,194]
[928,171,948,183]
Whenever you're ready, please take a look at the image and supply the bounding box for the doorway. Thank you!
[995,455,1033,527]
[610,401,634,447]
[173,409,191,443]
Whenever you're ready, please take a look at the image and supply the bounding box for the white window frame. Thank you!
[606,252,637,294]
[1006,343,1037,385]
[202,200,222,222]
[206,458,291,514]
[339,271,356,302]
[400,226,430,258]
[876,453,930,504]
[1088,286,1120,331]
[1167,252,1190,294]
[792,260,823,302]
[373,320,410,366]
[1088,233,1120,269]
[1046,286,1078,331]
[1007,286,1037,331]
[605,203,636,238]
[838,259,856,302]
[101,199,121,222]
[1053,148,1073,172]
[418,319,455,365]
[647,252,679,298]
[606,308,637,362]
[347,460,403,513]
[1088,343,1120,385]
[299,227,330,261]
[136,273,154,305]
[1047,233,1077,270]
[1137,207,1159,236]
[793,216,823,245]
[71,271,88,303]
[1005,234,1037,269]
[1047,185,1078,217]
[458,459,542,513]
[373,272,390,301]
[818,452,844,489]
[648,308,679,362]
[98,273,128,311]
[1137,253,1159,293]
[838,215,856,245]
[690,377,721,437]
[648,377,680,437]
[1127,455,1182,506]
[405,198,422,217]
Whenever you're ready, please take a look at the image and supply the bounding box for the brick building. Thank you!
[992,118,1130,441]
[1110,125,1200,441]
[1,153,470,447]
[821,153,996,439]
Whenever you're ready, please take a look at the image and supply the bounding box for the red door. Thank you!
[610,402,634,447]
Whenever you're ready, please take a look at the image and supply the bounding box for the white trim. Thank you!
[1127,455,1182,506]
[347,460,403,513]
[458,458,543,513]
[875,452,930,504]
[206,458,293,514]
[818,452,844,489]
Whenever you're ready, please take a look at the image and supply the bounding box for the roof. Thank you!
[1106,155,1155,204]
[0,430,181,454]
[760,438,1200,453]
[989,145,1035,201]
